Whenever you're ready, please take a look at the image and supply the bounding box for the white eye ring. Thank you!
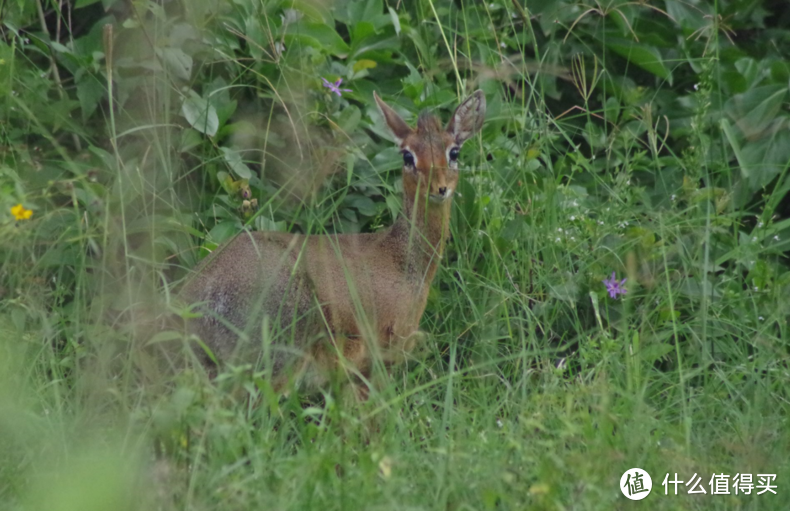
[402,146,417,169]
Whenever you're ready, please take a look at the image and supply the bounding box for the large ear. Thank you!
[373,91,412,144]
[446,90,486,146]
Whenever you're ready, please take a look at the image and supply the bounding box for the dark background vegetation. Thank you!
[1,0,789,509]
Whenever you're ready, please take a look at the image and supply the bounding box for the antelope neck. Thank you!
[389,192,451,275]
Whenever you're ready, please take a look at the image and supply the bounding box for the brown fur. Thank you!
[180,91,486,394]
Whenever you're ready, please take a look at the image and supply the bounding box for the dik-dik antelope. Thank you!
[181,90,486,396]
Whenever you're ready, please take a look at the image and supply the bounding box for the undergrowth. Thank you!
[1,0,789,509]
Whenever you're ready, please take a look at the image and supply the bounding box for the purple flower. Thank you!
[321,77,352,97]
[603,271,627,299]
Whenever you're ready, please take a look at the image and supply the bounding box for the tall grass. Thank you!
[1,0,788,509]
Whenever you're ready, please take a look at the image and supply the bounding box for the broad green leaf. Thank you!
[282,22,349,57]
[638,341,675,363]
[76,75,104,120]
[157,47,192,80]
[336,105,361,133]
[726,85,786,139]
[346,194,377,216]
[179,128,203,153]
[664,0,708,31]
[207,220,242,244]
[221,147,253,180]
[181,93,218,136]
[770,61,790,83]
[606,40,672,83]
[352,21,376,43]
[255,216,286,232]
[739,131,790,191]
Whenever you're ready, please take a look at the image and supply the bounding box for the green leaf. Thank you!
[208,220,242,244]
[76,75,104,121]
[388,7,401,35]
[220,147,253,180]
[282,21,349,57]
[244,17,268,60]
[606,40,672,83]
[638,341,675,363]
[336,105,361,133]
[179,128,203,153]
[181,93,218,136]
[739,131,790,191]
[157,47,193,80]
[146,331,183,346]
[725,85,786,139]
[347,194,377,216]
[351,21,376,43]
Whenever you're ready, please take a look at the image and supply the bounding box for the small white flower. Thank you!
[671,194,676,201]
[759,316,765,321]
[758,221,764,228]
[570,216,575,221]
[598,220,604,225]
[752,236,758,242]
[555,237,561,243]
[496,418,503,428]
[754,286,759,291]
[558,227,563,232]
[694,83,699,90]
[281,8,303,24]
[774,235,780,241]
[500,42,506,48]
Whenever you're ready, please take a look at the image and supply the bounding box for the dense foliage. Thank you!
[1,0,788,509]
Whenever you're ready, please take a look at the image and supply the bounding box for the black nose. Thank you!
[438,186,447,195]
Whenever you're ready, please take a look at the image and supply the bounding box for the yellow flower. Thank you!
[11,204,33,221]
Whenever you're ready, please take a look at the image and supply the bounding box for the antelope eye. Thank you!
[449,147,460,162]
[402,150,415,167]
